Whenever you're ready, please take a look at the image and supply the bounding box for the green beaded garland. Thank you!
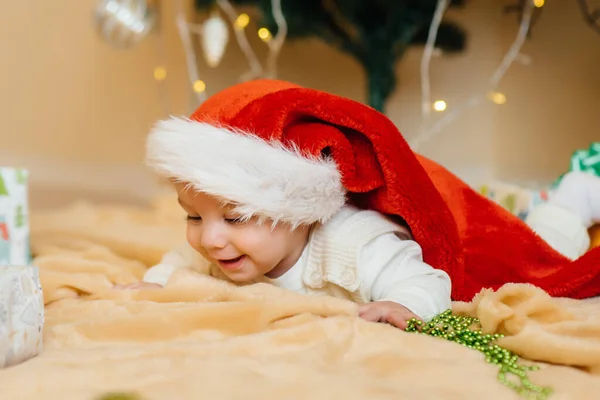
[406,310,552,400]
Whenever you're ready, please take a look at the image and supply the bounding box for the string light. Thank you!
[515,53,532,65]
[217,0,264,81]
[433,100,447,111]
[158,0,287,112]
[153,66,167,81]
[577,0,600,37]
[153,8,171,117]
[534,0,545,8]
[258,27,272,42]
[234,13,250,30]
[487,91,507,105]
[421,0,449,119]
[175,0,208,110]
[411,0,534,150]
[193,80,207,93]
[264,0,288,79]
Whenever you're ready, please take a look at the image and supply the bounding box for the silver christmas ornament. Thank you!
[93,0,156,49]
[199,12,229,67]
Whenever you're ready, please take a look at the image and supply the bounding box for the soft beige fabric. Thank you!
[1,197,600,399]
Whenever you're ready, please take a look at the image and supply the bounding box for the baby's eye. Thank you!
[225,217,245,225]
[186,215,202,222]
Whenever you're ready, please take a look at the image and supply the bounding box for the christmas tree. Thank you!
[194,0,467,113]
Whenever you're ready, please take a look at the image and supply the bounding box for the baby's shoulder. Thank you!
[315,205,407,248]
[324,205,403,229]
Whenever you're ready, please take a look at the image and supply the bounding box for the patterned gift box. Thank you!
[0,169,43,368]
[0,266,44,368]
[0,167,30,266]
[478,181,551,221]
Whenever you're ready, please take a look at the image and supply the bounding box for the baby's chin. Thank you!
[217,261,266,283]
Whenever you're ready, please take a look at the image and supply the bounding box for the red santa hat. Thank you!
[146,79,600,302]
[145,90,346,227]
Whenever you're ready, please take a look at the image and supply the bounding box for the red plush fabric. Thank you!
[191,79,600,301]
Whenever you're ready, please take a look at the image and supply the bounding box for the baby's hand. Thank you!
[113,282,163,290]
[358,301,422,330]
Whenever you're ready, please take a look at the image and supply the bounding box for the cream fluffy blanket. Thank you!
[1,196,600,399]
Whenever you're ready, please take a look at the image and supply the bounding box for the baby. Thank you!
[115,85,455,330]
[125,181,452,330]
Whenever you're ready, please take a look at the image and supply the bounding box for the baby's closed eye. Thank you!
[225,217,246,225]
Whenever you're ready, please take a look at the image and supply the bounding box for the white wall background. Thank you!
[0,0,598,208]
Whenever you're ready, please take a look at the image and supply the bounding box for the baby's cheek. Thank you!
[243,225,274,247]
[186,225,203,252]
[244,237,278,264]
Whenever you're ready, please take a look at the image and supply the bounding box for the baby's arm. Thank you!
[358,232,452,323]
[115,245,194,289]
[142,243,195,286]
[144,241,208,285]
[115,243,207,290]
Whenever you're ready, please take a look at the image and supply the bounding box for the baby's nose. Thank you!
[200,224,228,250]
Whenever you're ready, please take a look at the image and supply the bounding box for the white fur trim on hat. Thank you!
[146,117,346,226]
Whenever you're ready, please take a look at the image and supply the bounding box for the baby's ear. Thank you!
[394,231,412,241]
[383,213,413,239]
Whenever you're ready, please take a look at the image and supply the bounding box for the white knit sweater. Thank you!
[143,205,452,321]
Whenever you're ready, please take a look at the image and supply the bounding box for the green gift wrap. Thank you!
[569,142,600,175]
[0,167,30,266]
[554,142,600,186]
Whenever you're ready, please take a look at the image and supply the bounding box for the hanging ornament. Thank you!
[199,11,230,67]
[93,0,156,49]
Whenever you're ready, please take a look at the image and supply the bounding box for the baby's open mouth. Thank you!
[217,255,246,270]
[220,255,243,263]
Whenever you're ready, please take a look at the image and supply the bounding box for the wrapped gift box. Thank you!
[0,266,44,368]
[0,168,42,368]
[480,143,600,221]
[0,167,30,266]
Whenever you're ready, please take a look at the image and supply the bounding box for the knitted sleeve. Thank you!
[358,233,452,322]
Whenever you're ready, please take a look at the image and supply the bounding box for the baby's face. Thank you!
[175,183,310,282]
